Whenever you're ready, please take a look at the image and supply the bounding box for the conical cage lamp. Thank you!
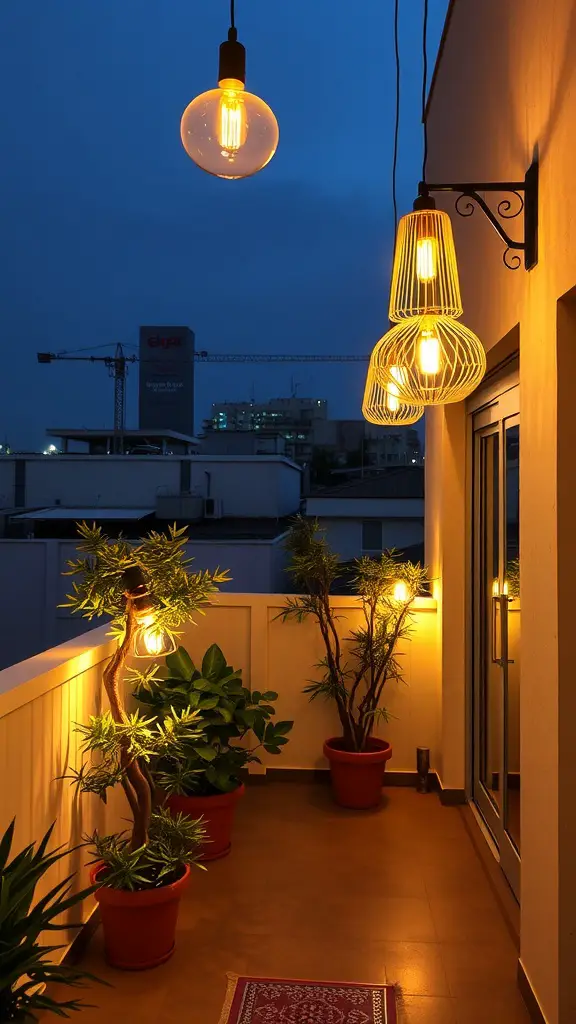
[372,314,486,405]
[389,199,463,321]
[362,360,423,425]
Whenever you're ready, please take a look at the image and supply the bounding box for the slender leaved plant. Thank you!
[61,523,229,883]
[280,516,428,752]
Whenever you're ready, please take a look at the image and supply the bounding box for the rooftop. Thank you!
[46,428,200,444]
[10,507,154,521]
[308,467,425,499]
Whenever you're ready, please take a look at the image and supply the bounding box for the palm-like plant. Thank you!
[62,522,229,880]
[280,516,428,752]
[0,820,102,1021]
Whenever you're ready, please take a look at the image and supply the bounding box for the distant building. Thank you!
[205,397,327,465]
[203,398,423,475]
[305,468,424,562]
[0,450,302,668]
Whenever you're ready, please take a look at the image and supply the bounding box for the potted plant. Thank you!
[0,819,102,1020]
[62,522,229,968]
[131,643,293,860]
[281,516,427,809]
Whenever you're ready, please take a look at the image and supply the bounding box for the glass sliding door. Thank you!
[472,384,520,898]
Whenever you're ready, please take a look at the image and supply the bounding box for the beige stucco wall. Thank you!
[426,1,576,1020]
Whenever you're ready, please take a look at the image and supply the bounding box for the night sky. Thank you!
[0,0,448,449]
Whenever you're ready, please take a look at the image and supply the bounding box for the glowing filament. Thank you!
[392,580,410,603]
[492,579,500,597]
[385,365,404,412]
[218,79,248,157]
[418,329,441,375]
[416,237,437,282]
[141,626,168,656]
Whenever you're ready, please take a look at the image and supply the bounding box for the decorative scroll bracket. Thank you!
[418,160,538,271]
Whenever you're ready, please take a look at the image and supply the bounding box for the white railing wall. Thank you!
[0,593,439,937]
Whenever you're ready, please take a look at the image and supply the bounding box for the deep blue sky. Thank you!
[0,0,448,448]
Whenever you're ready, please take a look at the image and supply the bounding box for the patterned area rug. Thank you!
[218,975,397,1024]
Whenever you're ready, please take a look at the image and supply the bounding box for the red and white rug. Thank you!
[218,975,397,1024]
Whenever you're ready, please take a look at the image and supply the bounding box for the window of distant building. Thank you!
[362,520,383,552]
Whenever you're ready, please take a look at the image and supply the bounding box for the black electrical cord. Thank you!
[392,0,400,247]
[230,0,235,30]
[421,0,429,182]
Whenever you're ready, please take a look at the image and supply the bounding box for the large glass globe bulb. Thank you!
[181,78,279,180]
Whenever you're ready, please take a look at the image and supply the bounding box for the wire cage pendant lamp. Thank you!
[372,314,486,406]
[389,200,463,321]
[362,359,423,425]
[181,0,279,179]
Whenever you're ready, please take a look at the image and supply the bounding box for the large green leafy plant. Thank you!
[0,820,101,1021]
[131,643,293,795]
[62,522,229,888]
[280,516,428,753]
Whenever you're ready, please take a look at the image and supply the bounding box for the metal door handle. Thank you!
[492,593,514,665]
[492,595,502,665]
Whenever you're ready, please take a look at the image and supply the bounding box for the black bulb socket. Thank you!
[218,27,246,85]
[413,189,436,212]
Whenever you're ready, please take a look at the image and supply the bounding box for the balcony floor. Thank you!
[62,783,530,1024]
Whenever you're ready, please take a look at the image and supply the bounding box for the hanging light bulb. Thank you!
[417,326,441,375]
[180,4,279,180]
[389,197,463,321]
[372,315,486,405]
[133,623,177,659]
[362,359,423,426]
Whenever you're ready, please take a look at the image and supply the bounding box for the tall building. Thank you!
[139,326,195,437]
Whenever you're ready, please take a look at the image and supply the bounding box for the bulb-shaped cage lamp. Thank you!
[389,196,463,321]
[362,359,423,426]
[181,17,279,179]
[122,566,178,659]
[372,314,486,406]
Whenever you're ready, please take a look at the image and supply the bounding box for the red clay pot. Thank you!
[323,737,393,809]
[90,864,190,970]
[166,783,245,861]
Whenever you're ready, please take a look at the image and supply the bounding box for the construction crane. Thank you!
[37,344,137,453]
[37,346,370,446]
[193,352,369,363]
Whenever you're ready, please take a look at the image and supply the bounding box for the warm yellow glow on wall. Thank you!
[362,359,423,425]
[372,314,486,405]
[389,207,463,320]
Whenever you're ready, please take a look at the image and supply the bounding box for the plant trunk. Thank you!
[102,606,152,850]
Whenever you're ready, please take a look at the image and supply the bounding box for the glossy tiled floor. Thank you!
[62,784,530,1024]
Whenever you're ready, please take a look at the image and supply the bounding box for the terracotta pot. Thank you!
[90,864,190,970]
[323,737,393,809]
[166,783,245,861]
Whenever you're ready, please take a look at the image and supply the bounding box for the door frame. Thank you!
[466,375,520,898]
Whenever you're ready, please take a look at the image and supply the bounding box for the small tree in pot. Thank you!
[131,642,293,859]
[280,517,427,809]
[62,522,229,968]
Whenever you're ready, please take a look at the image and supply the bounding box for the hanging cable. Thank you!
[230,0,235,31]
[392,0,401,245]
[421,0,429,182]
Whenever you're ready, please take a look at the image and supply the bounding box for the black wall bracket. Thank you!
[418,161,538,271]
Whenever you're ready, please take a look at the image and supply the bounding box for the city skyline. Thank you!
[0,0,448,448]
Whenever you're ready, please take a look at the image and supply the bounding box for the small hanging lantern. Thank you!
[133,623,177,659]
[389,197,463,321]
[362,360,423,426]
[372,314,486,406]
